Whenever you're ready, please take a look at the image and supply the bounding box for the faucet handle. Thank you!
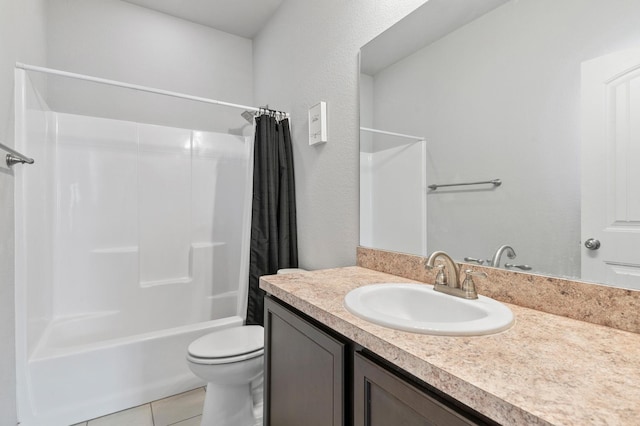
[461,269,486,299]
[505,263,532,271]
[464,257,487,265]
[464,269,488,278]
[434,264,447,285]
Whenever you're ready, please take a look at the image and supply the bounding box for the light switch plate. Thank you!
[308,101,327,145]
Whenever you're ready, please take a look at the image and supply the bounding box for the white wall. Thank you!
[46,0,254,133]
[0,0,47,423]
[253,0,427,269]
[369,0,640,278]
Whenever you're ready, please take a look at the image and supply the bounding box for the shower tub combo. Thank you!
[14,68,255,425]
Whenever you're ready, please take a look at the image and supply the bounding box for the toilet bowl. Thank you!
[187,325,264,426]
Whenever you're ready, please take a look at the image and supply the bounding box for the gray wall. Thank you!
[253,0,427,270]
[46,0,254,133]
[0,1,47,423]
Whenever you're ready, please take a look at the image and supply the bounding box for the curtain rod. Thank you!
[360,127,425,142]
[16,63,289,118]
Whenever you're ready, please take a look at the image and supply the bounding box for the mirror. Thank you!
[359,0,640,289]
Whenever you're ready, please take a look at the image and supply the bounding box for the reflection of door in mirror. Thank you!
[581,48,640,289]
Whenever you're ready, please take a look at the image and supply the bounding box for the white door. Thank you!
[581,48,640,288]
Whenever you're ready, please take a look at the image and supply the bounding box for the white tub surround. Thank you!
[14,70,254,425]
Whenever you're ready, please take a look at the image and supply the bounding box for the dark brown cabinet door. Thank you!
[264,297,346,426]
[354,352,480,426]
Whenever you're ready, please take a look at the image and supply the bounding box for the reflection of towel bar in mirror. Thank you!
[360,127,425,142]
[428,179,501,190]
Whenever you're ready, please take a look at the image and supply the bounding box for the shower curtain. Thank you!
[246,114,298,325]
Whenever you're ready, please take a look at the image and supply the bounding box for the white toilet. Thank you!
[187,326,265,426]
[187,268,307,426]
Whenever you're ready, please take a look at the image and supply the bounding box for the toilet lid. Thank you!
[188,326,264,359]
[277,268,308,274]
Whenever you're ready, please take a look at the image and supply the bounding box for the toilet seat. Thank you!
[187,325,264,365]
[187,348,264,365]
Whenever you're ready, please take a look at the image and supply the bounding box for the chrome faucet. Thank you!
[426,251,484,299]
[490,245,516,267]
[426,251,460,288]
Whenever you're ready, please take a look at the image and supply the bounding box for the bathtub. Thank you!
[15,70,254,426]
[22,315,243,426]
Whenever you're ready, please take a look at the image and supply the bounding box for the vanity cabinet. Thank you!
[354,352,480,426]
[264,296,496,426]
[264,297,346,426]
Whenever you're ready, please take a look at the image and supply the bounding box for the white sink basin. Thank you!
[344,283,514,336]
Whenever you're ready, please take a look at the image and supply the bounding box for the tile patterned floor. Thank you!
[71,388,205,426]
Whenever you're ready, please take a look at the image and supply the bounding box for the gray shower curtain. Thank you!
[246,114,298,325]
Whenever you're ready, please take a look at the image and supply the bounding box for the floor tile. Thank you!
[87,404,153,426]
[168,415,202,426]
[151,388,205,426]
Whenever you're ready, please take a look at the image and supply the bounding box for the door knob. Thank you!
[584,238,601,250]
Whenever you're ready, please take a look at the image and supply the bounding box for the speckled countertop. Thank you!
[260,266,640,426]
